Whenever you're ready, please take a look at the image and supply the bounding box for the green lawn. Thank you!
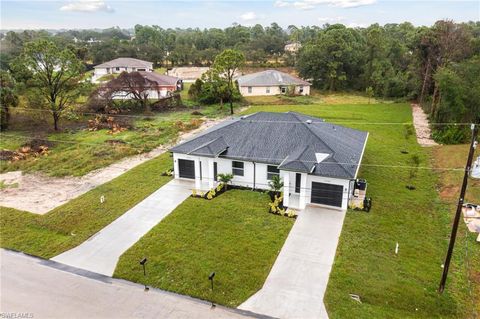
[240,104,477,318]
[0,152,173,258]
[114,190,294,307]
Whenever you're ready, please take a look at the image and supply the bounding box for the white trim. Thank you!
[354,132,369,179]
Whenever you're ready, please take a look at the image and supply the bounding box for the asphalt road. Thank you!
[0,249,261,319]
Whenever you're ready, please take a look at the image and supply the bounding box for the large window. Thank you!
[266,87,270,94]
[232,161,244,176]
[281,87,287,94]
[248,87,252,93]
[267,165,280,180]
[299,86,304,94]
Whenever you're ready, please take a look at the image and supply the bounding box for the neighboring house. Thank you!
[170,112,368,210]
[237,70,311,97]
[92,58,153,82]
[284,42,302,54]
[101,71,182,100]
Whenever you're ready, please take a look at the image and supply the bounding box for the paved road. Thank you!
[52,179,192,276]
[239,206,346,319]
[0,249,260,319]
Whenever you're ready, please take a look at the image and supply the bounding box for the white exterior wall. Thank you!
[111,89,171,100]
[173,152,351,210]
[92,65,153,82]
[239,85,310,97]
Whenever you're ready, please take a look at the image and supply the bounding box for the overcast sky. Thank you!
[1,0,478,30]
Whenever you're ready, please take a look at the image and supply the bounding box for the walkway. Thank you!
[239,206,346,319]
[52,179,192,276]
[0,249,260,319]
[411,103,438,147]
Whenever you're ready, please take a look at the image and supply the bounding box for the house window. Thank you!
[248,87,252,94]
[281,87,287,94]
[267,165,280,180]
[232,161,244,176]
[115,67,120,71]
[266,87,270,94]
[299,86,304,93]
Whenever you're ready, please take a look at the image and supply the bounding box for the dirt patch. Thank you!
[411,103,438,147]
[0,113,243,214]
[439,185,460,199]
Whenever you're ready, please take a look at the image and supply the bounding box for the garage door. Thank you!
[311,182,343,208]
[178,159,195,179]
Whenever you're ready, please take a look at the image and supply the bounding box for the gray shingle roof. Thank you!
[95,58,153,69]
[170,112,368,179]
[237,70,311,87]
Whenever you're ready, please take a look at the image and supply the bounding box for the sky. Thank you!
[0,0,478,30]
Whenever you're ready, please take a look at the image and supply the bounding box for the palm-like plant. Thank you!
[217,173,234,190]
[269,175,284,193]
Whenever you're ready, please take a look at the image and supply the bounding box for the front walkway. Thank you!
[1,249,259,319]
[52,179,192,276]
[239,206,346,319]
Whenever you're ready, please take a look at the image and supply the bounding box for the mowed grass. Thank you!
[241,104,474,318]
[114,190,294,307]
[0,153,173,258]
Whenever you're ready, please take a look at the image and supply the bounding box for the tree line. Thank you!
[1,21,479,142]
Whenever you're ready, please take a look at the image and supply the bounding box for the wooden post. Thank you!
[438,124,478,293]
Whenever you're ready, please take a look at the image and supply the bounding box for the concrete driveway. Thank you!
[239,206,346,319]
[52,179,192,276]
[1,249,260,319]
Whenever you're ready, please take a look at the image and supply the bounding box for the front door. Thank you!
[295,173,301,193]
[214,162,218,181]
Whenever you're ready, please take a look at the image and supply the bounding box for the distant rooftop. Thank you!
[171,112,368,179]
[95,57,153,69]
[237,70,310,87]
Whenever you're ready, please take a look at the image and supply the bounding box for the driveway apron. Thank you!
[51,179,192,276]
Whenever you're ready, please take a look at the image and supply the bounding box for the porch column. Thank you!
[283,172,290,207]
[208,159,215,189]
[173,156,179,179]
[299,173,307,210]
[194,158,201,190]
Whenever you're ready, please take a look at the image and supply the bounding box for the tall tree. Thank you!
[212,49,245,114]
[14,39,84,130]
[0,70,19,131]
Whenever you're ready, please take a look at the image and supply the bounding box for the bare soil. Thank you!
[0,117,229,214]
[411,103,438,147]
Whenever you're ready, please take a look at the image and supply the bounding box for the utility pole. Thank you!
[438,123,478,293]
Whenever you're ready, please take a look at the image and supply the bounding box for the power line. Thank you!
[10,107,476,126]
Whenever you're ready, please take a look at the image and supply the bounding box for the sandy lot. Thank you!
[0,117,227,214]
[411,103,438,147]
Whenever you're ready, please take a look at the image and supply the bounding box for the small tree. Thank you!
[365,86,374,104]
[0,71,19,131]
[97,72,158,113]
[217,173,233,190]
[13,39,84,131]
[212,49,245,115]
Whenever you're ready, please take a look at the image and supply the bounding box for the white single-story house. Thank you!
[170,112,368,211]
[236,70,311,97]
[284,42,302,53]
[102,71,182,100]
[92,58,153,82]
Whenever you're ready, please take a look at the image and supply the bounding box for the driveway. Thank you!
[0,249,260,319]
[52,179,192,276]
[239,206,346,319]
